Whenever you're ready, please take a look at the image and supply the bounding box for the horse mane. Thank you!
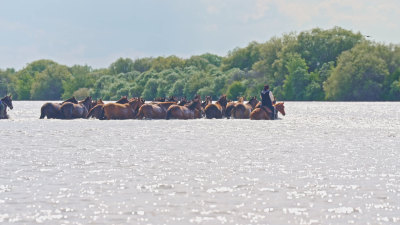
[62,96,78,104]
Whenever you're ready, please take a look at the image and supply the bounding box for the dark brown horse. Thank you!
[225,97,244,119]
[39,96,78,119]
[231,96,259,119]
[101,98,144,120]
[178,97,189,106]
[90,99,104,109]
[204,95,228,119]
[166,96,202,120]
[201,96,212,108]
[87,96,129,119]
[0,95,13,119]
[137,101,178,119]
[60,96,93,119]
[250,102,285,120]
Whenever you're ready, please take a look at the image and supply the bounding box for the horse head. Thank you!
[237,96,245,102]
[81,96,93,110]
[167,96,178,102]
[275,102,285,116]
[188,97,202,110]
[248,96,259,108]
[2,95,13,110]
[116,96,129,104]
[178,97,188,106]
[128,98,145,117]
[218,95,228,107]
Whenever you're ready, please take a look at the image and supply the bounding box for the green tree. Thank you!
[296,27,363,72]
[133,57,154,73]
[31,65,72,100]
[109,58,134,75]
[324,43,388,100]
[226,81,246,100]
[14,60,58,99]
[282,54,309,100]
[222,41,261,71]
[141,78,159,100]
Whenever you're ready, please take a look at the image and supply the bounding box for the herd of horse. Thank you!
[0,94,285,120]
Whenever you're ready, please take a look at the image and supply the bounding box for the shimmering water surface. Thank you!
[1,101,400,224]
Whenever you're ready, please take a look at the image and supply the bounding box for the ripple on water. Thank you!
[0,101,400,224]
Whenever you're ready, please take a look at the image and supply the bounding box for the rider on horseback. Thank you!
[260,85,276,119]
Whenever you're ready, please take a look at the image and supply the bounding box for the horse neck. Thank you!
[116,97,128,104]
[187,101,200,110]
[248,100,258,109]
[80,99,92,110]
[217,98,227,108]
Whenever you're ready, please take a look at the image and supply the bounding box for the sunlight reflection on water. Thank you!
[0,101,400,224]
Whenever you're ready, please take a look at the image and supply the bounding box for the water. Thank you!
[1,101,400,224]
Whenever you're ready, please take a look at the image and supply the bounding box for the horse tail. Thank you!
[225,104,234,119]
[205,104,220,119]
[166,107,173,120]
[40,104,46,119]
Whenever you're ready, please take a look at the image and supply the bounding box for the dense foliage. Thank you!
[2,27,400,101]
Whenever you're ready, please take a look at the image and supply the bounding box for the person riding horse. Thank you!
[260,85,276,119]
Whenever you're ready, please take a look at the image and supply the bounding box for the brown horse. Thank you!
[166,96,202,120]
[231,96,259,119]
[87,96,129,119]
[39,96,78,119]
[60,96,93,119]
[250,102,285,120]
[0,95,13,119]
[137,101,178,119]
[225,97,244,119]
[204,95,228,119]
[101,98,144,120]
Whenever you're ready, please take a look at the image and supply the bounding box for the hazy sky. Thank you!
[1,0,399,69]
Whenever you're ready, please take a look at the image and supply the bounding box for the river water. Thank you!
[1,101,400,224]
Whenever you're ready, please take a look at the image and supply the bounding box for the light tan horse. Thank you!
[231,96,259,119]
[250,102,285,120]
[204,95,228,119]
[165,96,202,120]
[102,98,144,120]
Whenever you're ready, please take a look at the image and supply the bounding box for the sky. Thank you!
[1,0,399,69]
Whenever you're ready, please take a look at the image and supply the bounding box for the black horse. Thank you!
[0,95,13,119]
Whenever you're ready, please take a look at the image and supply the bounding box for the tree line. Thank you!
[1,26,400,101]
